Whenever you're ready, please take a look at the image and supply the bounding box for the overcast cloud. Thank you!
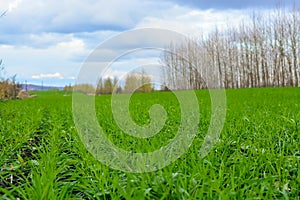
[0,0,297,86]
[168,0,299,10]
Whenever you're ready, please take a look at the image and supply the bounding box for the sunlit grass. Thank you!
[0,88,299,199]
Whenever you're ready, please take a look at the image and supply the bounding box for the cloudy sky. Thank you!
[0,0,298,86]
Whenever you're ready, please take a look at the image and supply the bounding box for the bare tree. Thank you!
[160,3,300,90]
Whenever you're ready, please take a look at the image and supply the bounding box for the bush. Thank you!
[0,79,22,100]
[0,62,22,100]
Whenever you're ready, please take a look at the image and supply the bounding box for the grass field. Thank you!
[0,88,299,199]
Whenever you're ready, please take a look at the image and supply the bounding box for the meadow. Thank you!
[0,87,299,199]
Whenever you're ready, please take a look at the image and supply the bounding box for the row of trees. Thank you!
[161,6,300,89]
[72,72,154,94]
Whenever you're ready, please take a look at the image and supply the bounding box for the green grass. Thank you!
[0,88,299,199]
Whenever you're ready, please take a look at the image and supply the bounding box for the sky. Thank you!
[0,0,298,87]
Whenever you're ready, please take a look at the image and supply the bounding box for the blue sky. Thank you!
[0,0,298,86]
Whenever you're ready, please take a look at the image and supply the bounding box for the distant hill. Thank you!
[21,84,64,91]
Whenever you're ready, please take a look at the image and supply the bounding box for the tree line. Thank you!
[161,5,300,90]
[72,72,154,94]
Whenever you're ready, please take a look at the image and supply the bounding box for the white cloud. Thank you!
[8,0,22,12]
[0,0,294,87]
[32,72,64,79]
[0,0,173,35]
[136,8,252,36]
[102,69,128,80]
